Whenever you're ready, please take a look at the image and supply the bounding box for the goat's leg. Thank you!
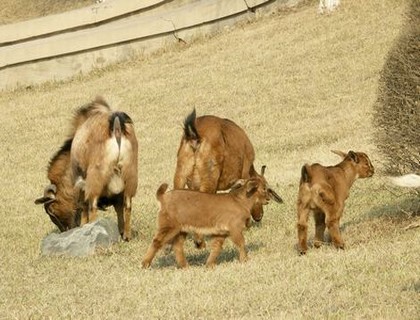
[114,194,125,237]
[122,196,132,241]
[172,232,188,268]
[297,203,310,254]
[173,151,194,189]
[313,211,326,248]
[229,230,248,263]
[88,197,98,223]
[206,235,226,268]
[114,194,132,241]
[325,207,345,250]
[80,205,89,226]
[142,228,179,268]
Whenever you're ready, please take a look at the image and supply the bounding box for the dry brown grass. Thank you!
[0,0,418,319]
[0,0,93,25]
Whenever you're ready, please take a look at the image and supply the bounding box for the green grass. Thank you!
[0,0,418,319]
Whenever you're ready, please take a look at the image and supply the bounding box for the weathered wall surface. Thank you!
[0,0,301,91]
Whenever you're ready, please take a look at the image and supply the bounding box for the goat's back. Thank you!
[159,189,249,226]
[177,113,256,191]
[71,101,138,197]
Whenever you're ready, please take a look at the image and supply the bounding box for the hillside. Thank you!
[0,0,418,319]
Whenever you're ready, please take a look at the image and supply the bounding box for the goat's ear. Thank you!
[34,196,55,205]
[348,150,359,163]
[268,188,283,203]
[260,165,267,177]
[246,181,259,198]
[331,150,347,159]
[230,179,246,191]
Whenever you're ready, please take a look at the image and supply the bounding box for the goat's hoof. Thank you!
[194,240,206,250]
[299,250,307,256]
[141,261,150,269]
[333,242,345,250]
[314,240,323,248]
[121,233,131,242]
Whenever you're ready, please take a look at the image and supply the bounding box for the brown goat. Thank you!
[34,99,110,232]
[142,178,270,268]
[35,139,80,231]
[173,109,283,247]
[70,98,138,241]
[297,150,374,254]
[35,97,138,240]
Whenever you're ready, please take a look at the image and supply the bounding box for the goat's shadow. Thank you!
[341,195,419,232]
[155,238,265,268]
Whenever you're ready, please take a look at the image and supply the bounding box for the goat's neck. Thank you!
[337,161,358,188]
[232,193,257,212]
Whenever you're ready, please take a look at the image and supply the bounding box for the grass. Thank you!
[0,0,419,319]
[0,0,93,25]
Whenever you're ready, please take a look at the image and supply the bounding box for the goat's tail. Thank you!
[300,164,311,184]
[183,108,200,142]
[156,183,169,201]
[113,116,122,150]
[109,112,133,150]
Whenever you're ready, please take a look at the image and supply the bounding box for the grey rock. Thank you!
[41,218,120,257]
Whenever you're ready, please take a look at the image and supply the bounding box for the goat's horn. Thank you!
[44,184,57,197]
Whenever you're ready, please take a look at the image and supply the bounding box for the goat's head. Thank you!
[332,150,375,178]
[233,166,283,221]
[35,184,80,232]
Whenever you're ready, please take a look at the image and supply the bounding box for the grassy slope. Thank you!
[0,0,418,319]
[0,0,93,25]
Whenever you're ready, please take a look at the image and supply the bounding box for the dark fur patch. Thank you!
[301,165,311,183]
[183,108,200,142]
[108,112,132,137]
[48,138,72,170]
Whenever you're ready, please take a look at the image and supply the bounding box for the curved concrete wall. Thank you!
[0,0,300,91]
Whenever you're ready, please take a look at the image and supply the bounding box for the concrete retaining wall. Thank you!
[0,0,300,91]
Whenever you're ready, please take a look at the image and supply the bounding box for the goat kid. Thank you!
[297,150,374,254]
[142,178,269,268]
[173,109,283,248]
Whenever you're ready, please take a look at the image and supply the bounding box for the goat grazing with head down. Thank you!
[35,97,138,240]
[297,150,374,254]
[173,109,283,247]
[142,178,270,268]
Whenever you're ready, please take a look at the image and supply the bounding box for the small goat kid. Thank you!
[142,178,269,268]
[35,98,138,240]
[297,150,374,254]
[174,109,283,247]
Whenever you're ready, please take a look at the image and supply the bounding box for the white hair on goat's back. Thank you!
[388,174,420,188]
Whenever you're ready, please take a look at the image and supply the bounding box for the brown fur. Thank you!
[142,178,270,268]
[34,139,79,231]
[35,97,138,240]
[173,109,283,247]
[297,150,374,254]
[70,98,138,241]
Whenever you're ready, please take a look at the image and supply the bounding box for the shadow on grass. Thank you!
[155,240,265,268]
[341,195,420,232]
